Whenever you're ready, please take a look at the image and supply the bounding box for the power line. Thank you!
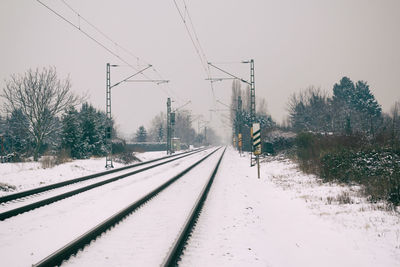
[59,0,148,66]
[172,0,208,72]
[172,0,216,100]
[182,0,209,71]
[37,0,140,71]
[37,0,176,99]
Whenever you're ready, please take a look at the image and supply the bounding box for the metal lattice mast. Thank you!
[171,113,175,153]
[238,95,242,135]
[249,59,256,166]
[167,98,171,155]
[250,59,255,123]
[105,63,113,168]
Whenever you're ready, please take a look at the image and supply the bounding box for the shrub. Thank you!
[114,151,141,165]
[294,132,400,206]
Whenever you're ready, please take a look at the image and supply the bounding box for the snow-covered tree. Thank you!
[79,103,107,157]
[331,77,381,135]
[5,109,31,155]
[61,106,81,158]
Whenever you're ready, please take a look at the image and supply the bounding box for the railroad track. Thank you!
[0,148,206,221]
[30,146,226,267]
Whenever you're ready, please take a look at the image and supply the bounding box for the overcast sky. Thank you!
[1,0,399,141]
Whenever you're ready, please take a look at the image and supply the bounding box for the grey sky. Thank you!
[1,0,399,141]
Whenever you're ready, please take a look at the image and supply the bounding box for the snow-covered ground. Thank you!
[180,147,400,266]
[0,149,212,266]
[1,147,399,266]
[0,151,169,195]
[63,148,224,266]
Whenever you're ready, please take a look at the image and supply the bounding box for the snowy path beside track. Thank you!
[179,147,400,267]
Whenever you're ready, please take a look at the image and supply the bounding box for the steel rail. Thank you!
[32,147,222,267]
[162,147,226,266]
[0,148,204,204]
[0,148,208,221]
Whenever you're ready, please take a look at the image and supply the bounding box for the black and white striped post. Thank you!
[252,123,261,178]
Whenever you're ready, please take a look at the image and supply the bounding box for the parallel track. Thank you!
[0,148,202,204]
[32,147,225,267]
[0,148,206,221]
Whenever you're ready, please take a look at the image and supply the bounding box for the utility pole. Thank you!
[105,63,113,169]
[250,59,256,123]
[208,59,256,166]
[168,100,190,153]
[249,59,256,166]
[167,97,171,155]
[104,63,165,168]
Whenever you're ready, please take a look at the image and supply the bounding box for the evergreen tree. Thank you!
[331,77,355,133]
[353,81,382,134]
[331,77,381,135]
[6,109,31,155]
[94,109,108,155]
[135,126,147,142]
[61,106,81,158]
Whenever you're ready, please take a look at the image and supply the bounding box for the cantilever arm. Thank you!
[110,65,152,88]
[207,62,250,85]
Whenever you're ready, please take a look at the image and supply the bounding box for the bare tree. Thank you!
[2,67,81,160]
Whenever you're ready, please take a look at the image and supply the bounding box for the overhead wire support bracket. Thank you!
[205,77,237,83]
[173,101,192,112]
[125,80,169,85]
[110,65,153,89]
[207,62,251,85]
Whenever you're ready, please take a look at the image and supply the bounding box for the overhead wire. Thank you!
[60,0,150,67]
[37,0,179,100]
[182,0,208,71]
[172,0,208,72]
[172,0,217,109]
[37,0,141,71]
[182,0,217,101]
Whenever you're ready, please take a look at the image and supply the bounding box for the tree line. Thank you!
[288,77,382,135]
[132,110,220,146]
[0,67,219,162]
